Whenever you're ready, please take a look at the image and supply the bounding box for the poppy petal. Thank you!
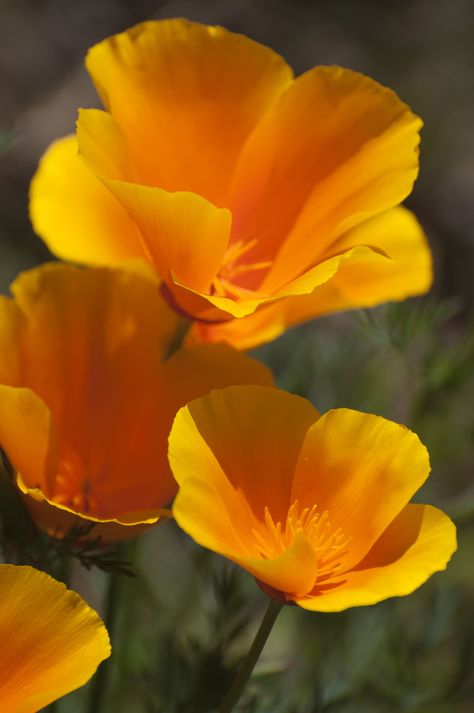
[291,408,431,570]
[85,18,292,205]
[295,504,456,611]
[190,206,431,348]
[0,385,57,498]
[170,385,319,529]
[228,66,421,290]
[0,565,110,712]
[29,135,144,266]
[77,108,232,294]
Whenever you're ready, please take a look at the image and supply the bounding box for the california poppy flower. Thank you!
[0,564,110,712]
[169,386,456,610]
[30,19,431,347]
[0,264,272,539]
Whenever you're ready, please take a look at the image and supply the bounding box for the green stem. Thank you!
[87,571,123,713]
[219,598,283,713]
[164,316,193,360]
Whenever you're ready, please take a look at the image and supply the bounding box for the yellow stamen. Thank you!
[252,500,351,585]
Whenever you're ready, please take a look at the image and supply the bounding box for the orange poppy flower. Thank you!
[30,19,431,348]
[0,264,272,539]
[169,386,456,611]
[0,564,110,712]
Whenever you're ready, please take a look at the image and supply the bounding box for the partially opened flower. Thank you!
[169,386,456,611]
[30,19,431,347]
[0,264,272,539]
[0,564,110,712]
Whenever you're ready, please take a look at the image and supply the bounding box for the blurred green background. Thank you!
[0,1,473,711]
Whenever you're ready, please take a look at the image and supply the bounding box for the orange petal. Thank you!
[228,66,421,290]
[291,408,431,570]
[191,206,432,349]
[0,297,22,384]
[162,342,273,409]
[170,385,319,529]
[29,135,145,266]
[296,504,456,611]
[77,108,232,294]
[168,243,388,322]
[5,264,182,522]
[86,18,292,205]
[0,385,57,498]
[0,564,110,712]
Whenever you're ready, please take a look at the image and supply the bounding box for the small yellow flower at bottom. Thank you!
[0,564,110,712]
[169,385,457,611]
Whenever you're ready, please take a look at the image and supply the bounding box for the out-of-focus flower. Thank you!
[169,386,456,611]
[0,564,110,712]
[0,264,272,539]
[30,19,431,348]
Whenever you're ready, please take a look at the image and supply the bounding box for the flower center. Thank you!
[252,500,350,584]
[210,239,271,298]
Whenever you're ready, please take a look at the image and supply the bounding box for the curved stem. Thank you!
[219,598,283,713]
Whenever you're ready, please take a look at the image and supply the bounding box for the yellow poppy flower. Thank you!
[0,564,110,712]
[169,386,456,610]
[30,19,431,347]
[0,264,272,539]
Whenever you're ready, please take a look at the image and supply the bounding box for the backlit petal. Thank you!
[29,135,144,266]
[86,18,292,205]
[0,565,110,712]
[228,66,421,290]
[296,504,456,611]
[292,409,431,570]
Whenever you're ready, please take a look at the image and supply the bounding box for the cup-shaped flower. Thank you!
[0,564,110,712]
[30,19,432,348]
[169,386,456,611]
[0,264,272,539]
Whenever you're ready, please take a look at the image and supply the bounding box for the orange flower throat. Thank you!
[253,500,351,588]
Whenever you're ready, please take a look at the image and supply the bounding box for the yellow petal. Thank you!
[291,408,431,570]
[0,564,110,712]
[325,205,433,305]
[29,135,145,266]
[86,18,292,205]
[238,529,318,598]
[173,475,318,598]
[296,504,456,611]
[170,385,319,529]
[228,66,421,290]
